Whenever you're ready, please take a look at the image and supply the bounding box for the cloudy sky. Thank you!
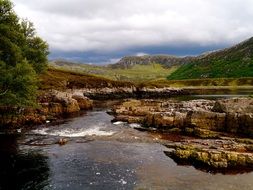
[12,0,253,64]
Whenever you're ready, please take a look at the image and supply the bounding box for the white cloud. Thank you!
[136,52,149,57]
[12,0,253,53]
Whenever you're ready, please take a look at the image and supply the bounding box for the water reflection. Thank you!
[0,135,49,190]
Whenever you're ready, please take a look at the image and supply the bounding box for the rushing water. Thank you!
[1,90,253,190]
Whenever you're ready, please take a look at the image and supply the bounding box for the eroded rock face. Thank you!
[40,90,80,114]
[164,138,253,169]
[72,87,188,100]
[112,97,253,170]
[40,90,93,114]
[0,90,93,127]
[187,110,226,131]
[112,98,253,138]
[212,98,253,113]
[72,95,93,110]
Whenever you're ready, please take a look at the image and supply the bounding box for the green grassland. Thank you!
[50,61,178,82]
[141,77,253,88]
[168,37,253,80]
[41,67,253,90]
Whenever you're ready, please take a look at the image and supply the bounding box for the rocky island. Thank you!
[111,97,253,170]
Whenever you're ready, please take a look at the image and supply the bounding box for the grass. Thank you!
[141,77,253,88]
[42,63,253,90]
[50,62,178,82]
[39,68,134,91]
[167,37,253,80]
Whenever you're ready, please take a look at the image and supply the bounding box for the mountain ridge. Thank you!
[111,37,253,73]
[168,37,253,79]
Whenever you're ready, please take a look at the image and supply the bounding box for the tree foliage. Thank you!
[0,61,37,107]
[0,0,49,107]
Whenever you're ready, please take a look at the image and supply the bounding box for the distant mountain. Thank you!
[52,37,253,80]
[168,37,253,79]
[110,55,197,69]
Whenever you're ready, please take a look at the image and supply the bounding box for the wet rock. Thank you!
[50,90,80,113]
[187,110,226,131]
[113,115,145,124]
[0,90,94,127]
[212,98,253,113]
[226,113,253,137]
[58,138,68,145]
[165,138,253,169]
[72,95,93,110]
[111,97,253,170]
[112,98,253,138]
[74,87,188,100]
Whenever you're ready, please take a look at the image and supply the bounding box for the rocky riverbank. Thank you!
[111,97,253,169]
[0,86,189,127]
[0,90,93,127]
[112,98,253,137]
[164,137,253,171]
[73,87,188,100]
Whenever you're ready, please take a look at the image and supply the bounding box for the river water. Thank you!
[1,92,253,190]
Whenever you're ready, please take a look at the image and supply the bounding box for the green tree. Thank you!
[21,19,49,73]
[0,0,49,107]
[0,61,37,107]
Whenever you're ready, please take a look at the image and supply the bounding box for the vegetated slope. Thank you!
[142,78,253,88]
[50,61,177,82]
[39,68,133,91]
[111,55,196,69]
[168,37,253,80]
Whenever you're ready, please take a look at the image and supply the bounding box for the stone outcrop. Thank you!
[71,87,188,100]
[112,97,253,170]
[164,138,253,170]
[72,95,93,110]
[112,98,253,138]
[0,90,93,127]
[212,98,253,113]
[40,90,93,114]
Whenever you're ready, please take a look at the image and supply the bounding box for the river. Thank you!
[1,92,253,190]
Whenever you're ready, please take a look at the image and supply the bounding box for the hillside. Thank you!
[49,61,177,82]
[50,37,253,82]
[111,55,196,69]
[39,68,134,91]
[168,37,253,80]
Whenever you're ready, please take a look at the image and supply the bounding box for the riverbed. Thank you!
[1,105,253,190]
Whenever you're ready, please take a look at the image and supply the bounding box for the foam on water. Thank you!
[32,127,115,137]
[113,121,126,125]
[129,123,142,128]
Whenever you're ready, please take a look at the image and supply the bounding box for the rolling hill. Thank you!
[168,37,253,80]
[49,60,177,82]
[50,37,253,82]
[110,55,196,69]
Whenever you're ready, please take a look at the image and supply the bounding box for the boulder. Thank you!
[165,140,253,169]
[212,98,253,113]
[72,95,93,110]
[226,113,253,136]
[187,110,226,131]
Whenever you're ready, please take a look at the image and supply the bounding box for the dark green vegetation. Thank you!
[0,0,48,107]
[168,37,253,80]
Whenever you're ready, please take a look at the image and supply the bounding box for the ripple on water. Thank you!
[32,127,115,137]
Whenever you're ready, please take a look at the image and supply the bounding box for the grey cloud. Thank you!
[12,0,253,54]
